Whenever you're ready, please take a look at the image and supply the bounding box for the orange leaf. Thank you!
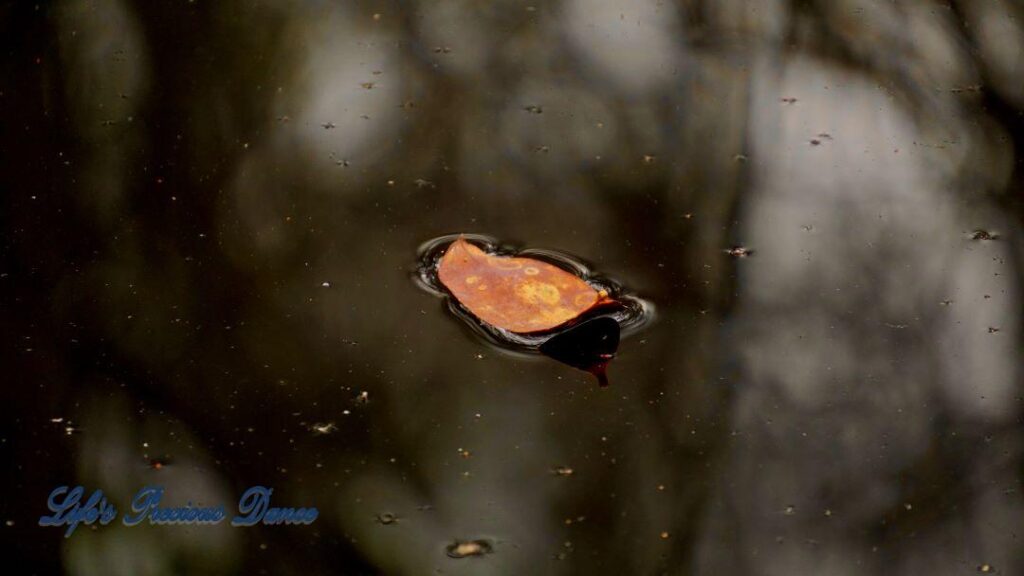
[437,237,611,334]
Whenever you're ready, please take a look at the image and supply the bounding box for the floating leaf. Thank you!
[437,237,613,334]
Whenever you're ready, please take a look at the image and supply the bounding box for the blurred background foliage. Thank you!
[1,0,1022,574]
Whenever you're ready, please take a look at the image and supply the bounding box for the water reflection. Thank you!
[1,0,1022,574]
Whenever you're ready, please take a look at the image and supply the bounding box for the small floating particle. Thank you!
[321,122,336,129]
[360,82,376,90]
[148,458,171,470]
[523,105,543,114]
[642,154,656,164]
[376,512,398,525]
[310,422,338,435]
[780,97,798,104]
[970,229,999,241]
[978,564,993,573]
[446,539,492,558]
[551,466,574,477]
[988,326,1001,334]
[724,246,754,258]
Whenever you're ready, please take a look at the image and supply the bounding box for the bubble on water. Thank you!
[977,564,993,573]
[446,539,492,558]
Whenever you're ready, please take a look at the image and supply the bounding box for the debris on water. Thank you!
[446,539,493,558]
[660,531,670,539]
[817,133,833,140]
[801,224,814,231]
[988,326,1001,334]
[413,178,435,189]
[733,154,748,162]
[551,466,574,477]
[432,46,452,54]
[376,512,399,525]
[148,458,171,470]
[810,139,821,146]
[414,234,652,386]
[355,391,370,404]
[457,448,472,459]
[724,246,754,258]
[977,564,993,573]
[780,97,798,104]
[642,154,656,164]
[523,105,543,114]
[310,422,338,435]
[321,122,336,129]
[360,82,376,90]
[436,237,614,333]
[784,505,796,516]
[969,229,999,241]
[321,281,331,288]
[535,145,550,153]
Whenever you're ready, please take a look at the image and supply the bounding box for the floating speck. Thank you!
[780,97,798,104]
[988,326,1001,334]
[148,458,170,470]
[321,122,336,129]
[969,229,999,241]
[310,422,338,435]
[784,505,795,516]
[432,46,452,54]
[377,512,398,525]
[446,539,492,558]
[360,82,376,90]
[642,154,656,164]
[523,105,543,114]
[724,246,754,258]
[413,178,435,189]
[321,281,331,288]
[978,564,993,573]
[551,466,574,477]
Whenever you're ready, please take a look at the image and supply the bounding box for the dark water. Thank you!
[2,2,1023,575]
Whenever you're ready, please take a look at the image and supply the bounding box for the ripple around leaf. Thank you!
[413,234,655,354]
